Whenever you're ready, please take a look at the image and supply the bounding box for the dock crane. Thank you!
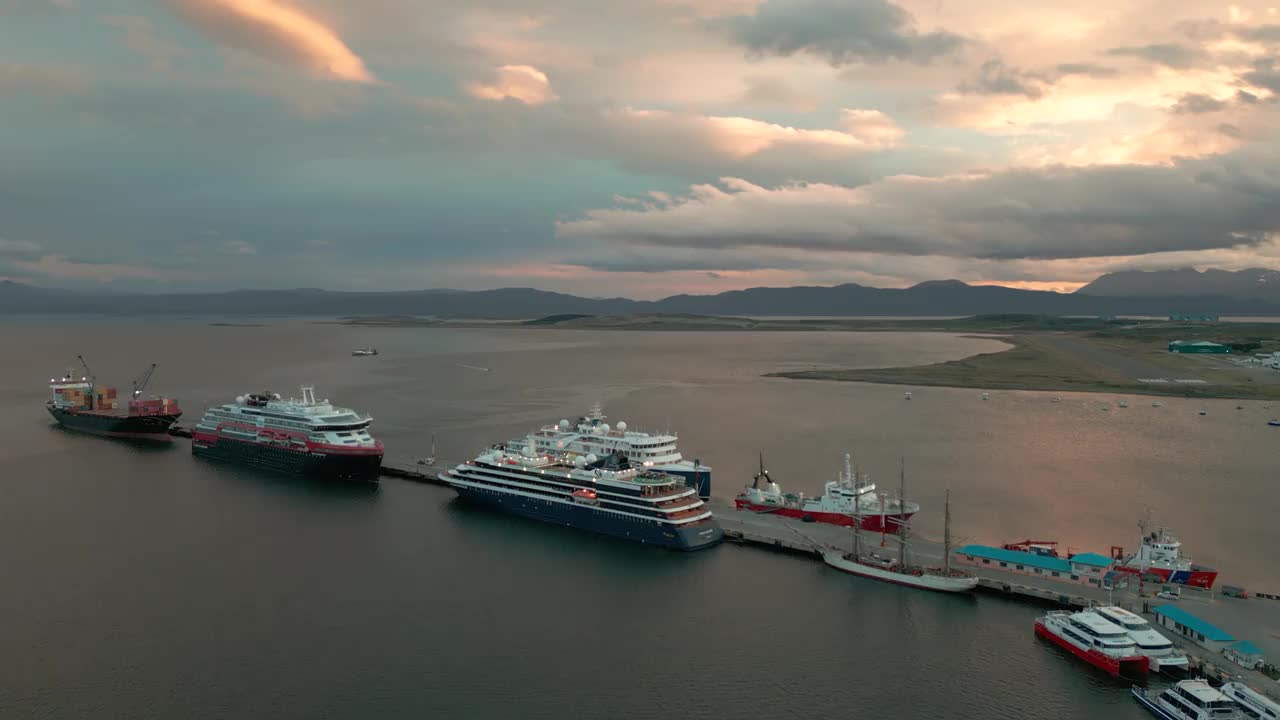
[131,363,157,398]
[76,354,95,383]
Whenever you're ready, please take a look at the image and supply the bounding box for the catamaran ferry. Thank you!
[527,405,711,500]
[1093,606,1189,674]
[1035,609,1149,678]
[191,387,383,481]
[442,436,723,550]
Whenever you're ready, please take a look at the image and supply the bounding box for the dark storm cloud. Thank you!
[1104,43,1207,69]
[725,0,966,66]
[558,145,1280,262]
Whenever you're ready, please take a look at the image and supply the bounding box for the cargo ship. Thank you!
[190,386,383,481]
[46,358,181,440]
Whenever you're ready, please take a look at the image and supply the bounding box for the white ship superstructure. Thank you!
[443,435,722,550]
[529,405,711,499]
[1094,606,1189,674]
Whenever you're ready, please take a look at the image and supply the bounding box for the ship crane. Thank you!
[76,354,94,383]
[131,363,157,398]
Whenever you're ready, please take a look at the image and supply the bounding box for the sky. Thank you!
[1,0,1279,298]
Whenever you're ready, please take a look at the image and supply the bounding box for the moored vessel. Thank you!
[46,357,180,441]
[1035,609,1149,678]
[442,436,722,550]
[527,405,711,500]
[1221,681,1280,719]
[191,386,383,481]
[735,453,918,531]
[1113,524,1218,589]
[822,467,978,593]
[1133,680,1244,719]
[1094,606,1189,674]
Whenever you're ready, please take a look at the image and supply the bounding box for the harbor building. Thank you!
[1154,605,1234,653]
[954,545,1120,587]
[1225,640,1266,670]
[1168,340,1230,353]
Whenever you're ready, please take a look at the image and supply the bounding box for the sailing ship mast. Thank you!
[847,453,862,559]
[943,488,952,575]
[898,459,908,570]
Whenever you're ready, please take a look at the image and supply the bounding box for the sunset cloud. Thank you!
[466,65,557,105]
[163,0,375,83]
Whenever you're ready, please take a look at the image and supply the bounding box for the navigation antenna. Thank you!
[751,452,768,490]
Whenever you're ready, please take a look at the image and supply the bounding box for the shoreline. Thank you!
[768,333,1280,400]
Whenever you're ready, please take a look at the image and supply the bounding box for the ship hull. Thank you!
[822,551,979,592]
[737,500,914,532]
[47,406,179,440]
[191,433,382,482]
[1035,621,1149,678]
[451,482,723,551]
[1114,564,1219,589]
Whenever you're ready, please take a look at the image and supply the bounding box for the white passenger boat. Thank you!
[1094,606,1189,674]
[1133,680,1243,719]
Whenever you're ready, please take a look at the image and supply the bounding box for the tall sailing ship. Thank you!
[443,435,723,550]
[822,465,978,592]
[191,387,383,481]
[46,356,181,440]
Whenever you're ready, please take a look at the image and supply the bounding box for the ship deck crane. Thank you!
[131,363,157,398]
[76,354,94,383]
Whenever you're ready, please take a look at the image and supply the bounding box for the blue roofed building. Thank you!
[953,544,1119,587]
[1154,605,1235,652]
[1225,640,1265,670]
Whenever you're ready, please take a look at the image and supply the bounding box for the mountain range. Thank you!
[2,268,1278,318]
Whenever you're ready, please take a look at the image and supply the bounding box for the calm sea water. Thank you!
[2,318,1277,719]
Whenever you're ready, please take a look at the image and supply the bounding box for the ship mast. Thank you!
[848,453,861,560]
[943,488,952,575]
[898,459,908,570]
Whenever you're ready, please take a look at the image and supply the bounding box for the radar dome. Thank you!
[272,393,282,400]
[559,419,570,430]
[585,453,598,464]
[616,421,627,432]
[235,395,246,404]
[600,423,610,433]
[574,456,587,467]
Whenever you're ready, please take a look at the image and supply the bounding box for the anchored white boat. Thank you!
[1094,606,1189,674]
[1222,682,1280,720]
[822,467,978,593]
[1133,680,1243,720]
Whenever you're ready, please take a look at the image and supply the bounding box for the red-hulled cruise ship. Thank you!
[735,453,918,531]
[191,386,382,481]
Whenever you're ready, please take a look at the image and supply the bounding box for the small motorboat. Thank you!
[1268,419,1280,427]
[352,347,379,356]
[1198,409,1207,416]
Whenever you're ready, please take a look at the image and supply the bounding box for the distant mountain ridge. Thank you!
[1077,268,1280,302]
[4,276,1280,318]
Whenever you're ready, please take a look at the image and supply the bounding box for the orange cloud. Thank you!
[466,65,557,105]
[166,0,375,83]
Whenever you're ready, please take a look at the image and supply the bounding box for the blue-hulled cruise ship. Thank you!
[442,436,723,551]
[527,405,711,500]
